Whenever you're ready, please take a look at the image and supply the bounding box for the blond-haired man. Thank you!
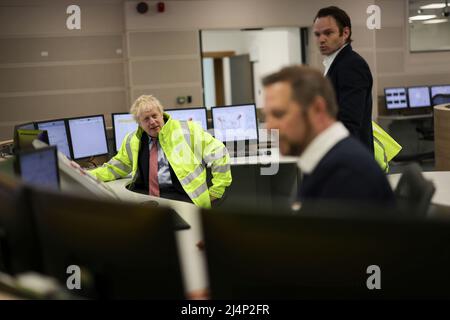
[89,95,232,209]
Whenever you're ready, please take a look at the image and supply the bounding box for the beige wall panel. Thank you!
[375,27,404,49]
[0,63,124,93]
[125,0,373,30]
[132,86,203,109]
[131,59,201,86]
[351,26,375,49]
[0,90,126,130]
[376,51,404,73]
[129,31,200,57]
[0,35,123,64]
[375,0,405,28]
[0,1,124,36]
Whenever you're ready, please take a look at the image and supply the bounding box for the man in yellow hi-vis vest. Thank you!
[372,121,402,173]
[89,95,232,209]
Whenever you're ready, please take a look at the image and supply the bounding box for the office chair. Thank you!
[394,163,435,217]
[432,94,450,106]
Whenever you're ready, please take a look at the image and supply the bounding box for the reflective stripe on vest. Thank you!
[107,166,122,179]
[212,163,230,173]
[125,132,134,164]
[108,159,131,173]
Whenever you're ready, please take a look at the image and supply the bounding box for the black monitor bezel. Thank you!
[430,84,450,99]
[210,103,259,143]
[35,118,73,159]
[383,87,408,110]
[165,106,209,130]
[111,112,138,153]
[14,122,36,131]
[14,145,60,189]
[66,114,109,160]
[407,86,432,109]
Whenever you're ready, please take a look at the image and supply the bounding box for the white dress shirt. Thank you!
[297,121,349,174]
[322,43,348,76]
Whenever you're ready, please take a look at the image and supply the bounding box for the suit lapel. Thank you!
[326,44,352,77]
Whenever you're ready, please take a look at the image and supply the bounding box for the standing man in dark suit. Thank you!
[313,6,374,153]
[262,65,393,204]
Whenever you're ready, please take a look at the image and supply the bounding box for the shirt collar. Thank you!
[322,43,348,75]
[297,122,349,174]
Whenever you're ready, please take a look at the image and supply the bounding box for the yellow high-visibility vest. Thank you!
[89,113,232,208]
[373,121,402,173]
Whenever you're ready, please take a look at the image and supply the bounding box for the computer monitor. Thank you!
[0,174,42,275]
[384,87,408,110]
[111,113,138,152]
[211,104,258,143]
[13,129,49,153]
[15,146,60,190]
[14,122,36,131]
[430,85,450,98]
[36,119,72,159]
[67,115,109,160]
[407,86,431,108]
[201,207,450,299]
[165,107,208,130]
[30,189,185,299]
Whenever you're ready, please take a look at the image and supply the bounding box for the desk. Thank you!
[388,171,450,206]
[229,148,298,166]
[105,150,298,296]
[378,114,433,121]
[106,179,206,297]
[377,113,434,160]
[225,148,299,211]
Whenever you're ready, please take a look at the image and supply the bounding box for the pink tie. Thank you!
[149,138,160,197]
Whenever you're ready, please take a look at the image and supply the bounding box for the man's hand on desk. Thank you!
[69,160,86,174]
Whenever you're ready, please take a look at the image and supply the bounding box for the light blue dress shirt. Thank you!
[149,136,172,188]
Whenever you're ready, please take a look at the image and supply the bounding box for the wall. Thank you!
[2,0,449,141]
[0,0,127,141]
[375,0,450,107]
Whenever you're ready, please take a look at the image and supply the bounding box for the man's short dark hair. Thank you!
[262,65,338,118]
[314,6,352,43]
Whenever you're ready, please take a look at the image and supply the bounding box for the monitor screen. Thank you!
[36,120,72,159]
[211,104,258,142]
[15,122,36,131]
[430,85,450,98]
[16,146,59,190]
[408,86,431,108]
[384,87,408,110]
[165,107,208,130]
[68,115,109,160]
[112,113,138,152]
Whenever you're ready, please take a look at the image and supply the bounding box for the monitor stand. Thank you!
[227,140,258,158]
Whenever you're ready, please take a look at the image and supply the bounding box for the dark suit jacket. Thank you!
[131,133,192,203]
[326,44,374,153]
[298,137,394,204]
